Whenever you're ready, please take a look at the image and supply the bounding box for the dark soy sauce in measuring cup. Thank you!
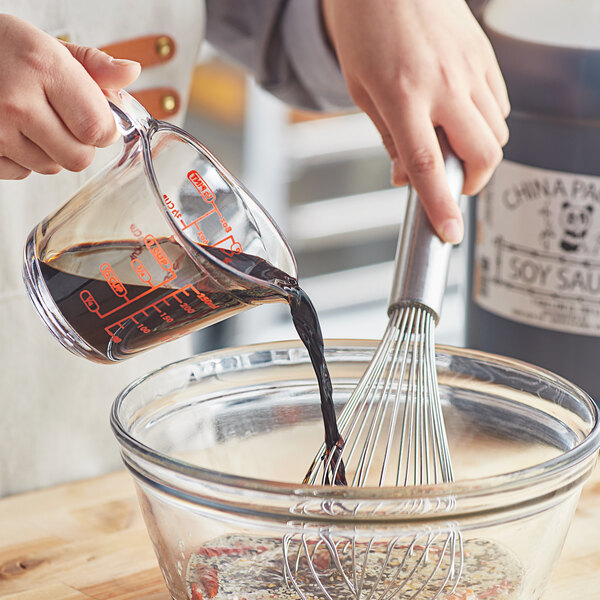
[39,241,347,485]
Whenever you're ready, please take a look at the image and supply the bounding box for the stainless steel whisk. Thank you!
[284,151,464,600]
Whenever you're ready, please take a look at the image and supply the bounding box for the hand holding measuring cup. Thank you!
[0,14,140,179]
[23,90,297,363]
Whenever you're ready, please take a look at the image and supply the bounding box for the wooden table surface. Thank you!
[1,465,599,600]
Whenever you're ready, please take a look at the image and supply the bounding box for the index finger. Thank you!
[384,101,464,244]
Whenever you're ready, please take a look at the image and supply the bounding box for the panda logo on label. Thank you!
[559,201,594,252]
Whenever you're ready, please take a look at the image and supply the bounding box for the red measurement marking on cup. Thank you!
[162,194,185,228]
[79,236,178,321]
[131,258,152,285]
[104,283,217,342]
[144,234,174,275]
[100,263,128,299]
[211,235,242,253]
[80,289,100,314]
[187,170,216,202]
[162,179,244,253]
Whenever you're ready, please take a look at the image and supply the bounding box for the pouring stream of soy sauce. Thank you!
[203,246,347,486]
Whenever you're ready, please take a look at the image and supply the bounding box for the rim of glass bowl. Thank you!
[111,339,600,522]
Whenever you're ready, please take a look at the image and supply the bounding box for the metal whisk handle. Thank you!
[388,152,464,323]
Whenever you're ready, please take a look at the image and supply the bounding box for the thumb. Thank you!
[61,41,141,89]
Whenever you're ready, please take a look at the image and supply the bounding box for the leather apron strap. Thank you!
[100,35,181,119]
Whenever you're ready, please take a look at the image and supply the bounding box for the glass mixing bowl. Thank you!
[111,341,600,600]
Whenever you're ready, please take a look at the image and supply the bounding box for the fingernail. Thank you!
[110,57,141,68]
[440,218,463,245]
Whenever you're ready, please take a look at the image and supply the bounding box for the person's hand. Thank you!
[0,14,141,180]
[321,0,510,243]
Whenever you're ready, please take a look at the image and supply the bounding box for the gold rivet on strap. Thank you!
[156,36,173,58]
[161,94,177,113]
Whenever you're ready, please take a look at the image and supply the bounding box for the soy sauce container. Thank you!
[466,0,600,401]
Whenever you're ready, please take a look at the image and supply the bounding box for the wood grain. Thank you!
[0,465,598,599]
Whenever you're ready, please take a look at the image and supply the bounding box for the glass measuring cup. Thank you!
[22,90,297,363]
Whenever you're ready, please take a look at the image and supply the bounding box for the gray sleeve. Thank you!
[204,0,355,112]
[467,0,489,19]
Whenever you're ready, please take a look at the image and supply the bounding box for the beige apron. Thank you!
[0,0,205,496]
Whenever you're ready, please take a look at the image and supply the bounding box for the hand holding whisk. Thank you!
[285,146,464,600]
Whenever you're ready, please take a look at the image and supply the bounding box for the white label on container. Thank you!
[473,160,600,336]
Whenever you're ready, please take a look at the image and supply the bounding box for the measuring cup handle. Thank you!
[104,89,155,138]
